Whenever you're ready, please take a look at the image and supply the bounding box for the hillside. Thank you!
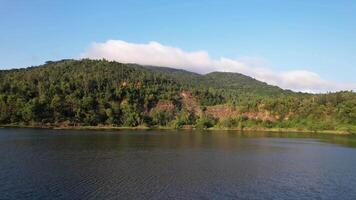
[0,59,355,133]
[144,65,293,96]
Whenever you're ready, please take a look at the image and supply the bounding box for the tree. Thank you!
[195,115,216,129]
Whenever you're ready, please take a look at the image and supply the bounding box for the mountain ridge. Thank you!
[0,59,355,133]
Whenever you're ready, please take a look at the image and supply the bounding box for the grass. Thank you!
[0,123,353,135]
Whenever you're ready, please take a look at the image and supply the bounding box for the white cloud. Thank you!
[81,39,356,93]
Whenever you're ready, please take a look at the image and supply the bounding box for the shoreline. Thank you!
[0,124,353,135]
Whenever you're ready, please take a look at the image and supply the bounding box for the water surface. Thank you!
[1,128,356,200]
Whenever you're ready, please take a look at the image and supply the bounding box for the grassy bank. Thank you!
[0,123,353,135]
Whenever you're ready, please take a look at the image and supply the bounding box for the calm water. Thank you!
[1,129,356,200]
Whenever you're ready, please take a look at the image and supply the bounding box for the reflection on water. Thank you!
[1,128,356,200]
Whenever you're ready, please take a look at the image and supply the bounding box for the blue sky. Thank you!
[1,0,355,91]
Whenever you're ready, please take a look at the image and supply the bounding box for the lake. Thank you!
[1,128,356,200]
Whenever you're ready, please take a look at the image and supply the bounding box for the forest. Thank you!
[0,59,355,133]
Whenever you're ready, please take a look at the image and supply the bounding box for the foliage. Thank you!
[195,115,217,129]
[0,59,355,132]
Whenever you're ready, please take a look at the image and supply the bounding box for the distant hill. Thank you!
[143,64,293,96]
[0,59,355,133]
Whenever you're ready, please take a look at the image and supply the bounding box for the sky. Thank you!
[1,0,356,92]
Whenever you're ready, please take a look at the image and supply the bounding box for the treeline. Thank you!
[0,59,355,133]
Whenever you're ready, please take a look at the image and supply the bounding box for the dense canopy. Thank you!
[0,59,355,133]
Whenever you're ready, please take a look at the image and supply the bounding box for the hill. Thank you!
[0,59,355,133]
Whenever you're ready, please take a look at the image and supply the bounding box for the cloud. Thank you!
[81,39,356,93]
